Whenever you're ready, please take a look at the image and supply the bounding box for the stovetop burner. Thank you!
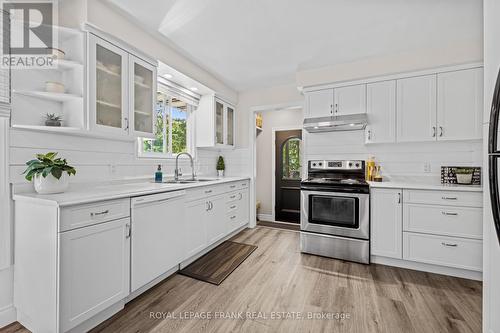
[301,160,369,193]
[303,177,368,186]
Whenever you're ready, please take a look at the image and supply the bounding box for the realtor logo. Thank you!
[1,0,58,69]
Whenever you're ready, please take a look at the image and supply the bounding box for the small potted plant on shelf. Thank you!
[455,167,475,185]
[23,152,76,194]
[45,113,62,127]
[216,156,225,178]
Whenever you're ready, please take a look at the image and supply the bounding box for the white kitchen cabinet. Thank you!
[130,55,157,137]
[196,94,235,148]
[227,189,250,232]
[370,188,402,259]
[306,89,333,118]
[131,191,185,292]
[185,198,209,259]
[334,84,366,115]
[89,34,129,136]
[59,218,130,332]
[207,194,227,244]
[396,75,437,142]
[437,68,483,141]
[88,33,157,138]
[365,80,396,144]
[305,84,366,118]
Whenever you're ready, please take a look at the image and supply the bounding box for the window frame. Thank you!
[138,89,196,160]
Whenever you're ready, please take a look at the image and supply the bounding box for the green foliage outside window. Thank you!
[282,137,301,180]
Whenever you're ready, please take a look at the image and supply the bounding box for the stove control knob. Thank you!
[312,163,316,167]
[355,163,360,168]
[348,162,353,167]
[318,162,323,166]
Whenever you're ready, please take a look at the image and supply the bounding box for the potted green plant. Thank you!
[23,152,76,194]
[455,167,474,185]
[216,155,225,178]
[45,113,62,127]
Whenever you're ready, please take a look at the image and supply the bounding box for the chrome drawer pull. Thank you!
[230,185,236,189]
[230,215,236,220]
[441,242,458,247]
[230,205,236,209]
[125,224,131,238]
[205,190,213,194]
[230,195,236,199]
[90,209,109,217]
[442,212,458,216]
[441,197,458,200]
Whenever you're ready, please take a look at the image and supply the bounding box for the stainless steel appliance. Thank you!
[300,160,370,263]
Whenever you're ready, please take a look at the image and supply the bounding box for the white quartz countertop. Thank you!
[368,181,483,192]
[13,176,251,207]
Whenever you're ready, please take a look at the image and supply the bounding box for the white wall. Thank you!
[483,0,500,332]
[305,131,482,182]
[256,108,303,216]
[236,83,303,148]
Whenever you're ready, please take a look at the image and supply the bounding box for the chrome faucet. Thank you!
[175,152,196,181]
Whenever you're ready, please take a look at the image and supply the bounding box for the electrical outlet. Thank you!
[423,162,431,173]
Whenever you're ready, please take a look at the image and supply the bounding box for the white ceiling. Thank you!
[107,0,483,91]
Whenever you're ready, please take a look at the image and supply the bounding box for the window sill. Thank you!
[137,152,195,160]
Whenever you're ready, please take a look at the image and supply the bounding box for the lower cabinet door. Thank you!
[185,199,209,259]
[370,188,403,258]
[59,218,130,332]
[207,195,227,244]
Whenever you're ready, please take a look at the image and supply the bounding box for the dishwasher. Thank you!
[131,190,186,292]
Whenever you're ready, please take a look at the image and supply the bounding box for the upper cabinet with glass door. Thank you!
[88,33,157,138]
[196,95,235,148]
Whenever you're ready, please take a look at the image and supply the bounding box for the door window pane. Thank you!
[282,137,301,180]
[227,106,234,145]
[96,44,122,128]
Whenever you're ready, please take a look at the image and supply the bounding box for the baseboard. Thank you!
[0,305,16,329]
[257,213,274,222]
[371,255,482,281]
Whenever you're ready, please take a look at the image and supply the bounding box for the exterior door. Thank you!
[275,130,302,223]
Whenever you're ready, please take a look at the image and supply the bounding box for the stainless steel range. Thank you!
[300,160,370,264]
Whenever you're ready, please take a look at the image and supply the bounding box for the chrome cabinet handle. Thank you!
[432,126,436,137]
[442,211,458,216]
[124,117,129,131]
[90,209,109,217]
[441,242,458,247]
[205,189,212,194]
[230,194,236,199]
[230,215,236,220]
[439,126,444,137]
[230,185,236,189]
[238,193,243,200]
[397,192,401,204]
[230,205,236,209]
[367,130,372,141]
[335,103,338,114]
[125,223,131,238]
[442,197,458,200]
[330,104,333,114]
[206,201,210,211]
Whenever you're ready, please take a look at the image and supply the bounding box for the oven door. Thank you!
[301,190,369,239]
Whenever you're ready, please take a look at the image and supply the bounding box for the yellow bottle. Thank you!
[366,156,376,181]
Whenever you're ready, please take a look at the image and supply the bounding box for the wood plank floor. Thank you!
[3,226,482,333]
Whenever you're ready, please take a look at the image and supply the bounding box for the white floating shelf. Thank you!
[11,124,82,132]
[13,90,83,102]
[134,81,151,89]
[11,124,136,142]
[97,65,120,77]
[134,110,151,116]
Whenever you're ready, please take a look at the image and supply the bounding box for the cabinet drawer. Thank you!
[226,191,242,203]
[403,232,482,271]
[186,185,223,201]
[226,200,239,213]
[403,189,482,207]
[60,199,130,232]
[403,204,482,239]
[225,180,248,192]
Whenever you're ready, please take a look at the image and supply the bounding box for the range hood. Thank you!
[303,113,368,133]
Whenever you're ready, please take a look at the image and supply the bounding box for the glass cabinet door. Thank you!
[130,56,155,136]
[226,105,234,146]
[91,35,128,134]
[215,100,224,144]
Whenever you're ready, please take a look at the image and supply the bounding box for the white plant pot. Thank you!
[456,173,473,185]
[217,170,225,178]
[34,173,69,194]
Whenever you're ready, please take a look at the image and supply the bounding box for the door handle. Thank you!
[335,103,338,114]
[124,117,129,131]
[125,223,131,239]
[330,104,333,114]
[439,126,443,137]
[367,130,372,142]
[206,201,210,211]
[441,242,458,247]
[432,126,436,137]
[442,211,458,216]
[397,192,401,204]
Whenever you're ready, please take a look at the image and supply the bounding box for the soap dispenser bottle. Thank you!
[155,165,163,183]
